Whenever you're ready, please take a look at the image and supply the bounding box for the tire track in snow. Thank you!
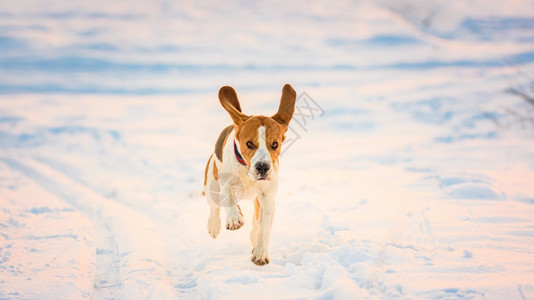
[0,157,177,299]
[0,161,96,299]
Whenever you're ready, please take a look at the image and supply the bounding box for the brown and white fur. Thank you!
[204,84,296,266]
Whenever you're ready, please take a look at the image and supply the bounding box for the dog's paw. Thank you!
[226,208,244,230]
[251,247,269,266]
[207,214,221,239]
[226,213,244,230]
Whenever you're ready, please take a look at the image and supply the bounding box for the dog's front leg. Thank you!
[220,183,244,230]
[251,192,276,266]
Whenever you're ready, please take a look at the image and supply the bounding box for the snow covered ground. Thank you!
[1,0,534,299]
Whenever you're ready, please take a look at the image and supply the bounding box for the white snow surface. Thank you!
[1,0,534,299]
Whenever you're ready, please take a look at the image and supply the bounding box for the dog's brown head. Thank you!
[219,84,296,181]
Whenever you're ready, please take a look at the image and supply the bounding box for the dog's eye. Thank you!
[271,141,278,150]
[246,141,255,150]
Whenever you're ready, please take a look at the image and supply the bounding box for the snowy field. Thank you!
[1,0,534,299]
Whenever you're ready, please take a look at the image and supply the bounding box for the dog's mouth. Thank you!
[250,171,271,181]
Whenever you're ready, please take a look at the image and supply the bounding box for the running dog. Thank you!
[204,84,296,265]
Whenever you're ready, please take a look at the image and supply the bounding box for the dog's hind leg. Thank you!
[205,156,222,239]
[250,197,260,248]
[205,182,221,238]
[207,206,221,239]
[206,187,221,238]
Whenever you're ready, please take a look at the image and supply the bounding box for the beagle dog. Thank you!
[204,84,296,266]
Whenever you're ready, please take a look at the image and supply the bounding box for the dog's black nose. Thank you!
[255,162,270,175]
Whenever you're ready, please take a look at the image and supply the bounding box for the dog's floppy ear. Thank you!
[272,84,296,128]
[219,86,249,125]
